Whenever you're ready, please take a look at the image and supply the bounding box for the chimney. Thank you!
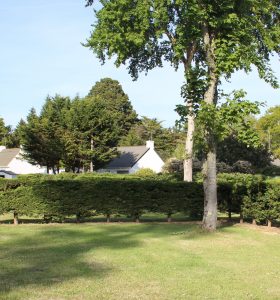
[0,146,6,152]
[146,140,154,150]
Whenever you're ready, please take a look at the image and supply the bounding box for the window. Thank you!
[117,170,129,174]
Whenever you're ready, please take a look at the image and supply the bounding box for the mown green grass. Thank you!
[0,223,279,300]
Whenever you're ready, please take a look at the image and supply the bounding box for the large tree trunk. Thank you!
[182,42,197,182]
[202,76,218,231]
[202,145,218,230]
[202,24,218,231]
[184,106,195,182]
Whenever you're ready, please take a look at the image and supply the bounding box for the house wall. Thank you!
[7,154,48,175]
[0,172,17,179]
[129,149,164,174]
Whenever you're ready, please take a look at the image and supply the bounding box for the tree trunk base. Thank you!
[13,212,19,225]
[267,220,272,227]
[106,214,110,223]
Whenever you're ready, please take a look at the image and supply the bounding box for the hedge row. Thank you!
[0,174,204,222]
[217,174,280,225]
[0,173,279,225]
[242,181,280,226]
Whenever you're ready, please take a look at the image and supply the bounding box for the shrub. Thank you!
[0,175,204,222]
[134,168,156,177]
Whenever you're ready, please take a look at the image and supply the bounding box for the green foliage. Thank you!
[194,91,262,154]
[120,116,184,160]
[86,1,280,83]
[19,79,137,172]
[0,175,203,221]
[260,165,280,177]
[134,168,156,177]
[217,173,265,216]
[217,135,271,170]
[87,78,137,137]
[0,117,15,147]
[1,173,279,224]
[242,182,280,224]
[256,106,280,159]
[21,97,69,173]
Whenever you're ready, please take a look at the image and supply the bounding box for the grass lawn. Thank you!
[0,223,279,300]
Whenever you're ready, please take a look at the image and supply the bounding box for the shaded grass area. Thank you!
[0,223,279,299]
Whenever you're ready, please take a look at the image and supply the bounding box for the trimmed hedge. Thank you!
[0,173,279,225]
[217,173,265,219]
[242,181,280,226]
[0,174,204,222]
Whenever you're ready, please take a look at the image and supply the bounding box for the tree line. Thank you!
[0,78,186,172]
[0,86,278,175]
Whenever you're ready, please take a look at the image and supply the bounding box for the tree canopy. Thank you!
[20,79,138,172]
[256,105,280,158]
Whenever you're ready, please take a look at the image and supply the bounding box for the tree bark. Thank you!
[76,213,81,223]
[252,219,257,225]
[240,212,244,224]
[184,108,195,182]
[106,214,111,223]
[202,147,218,231]
[13,212,19,225]
[167,213,172,223]
[201,23,218,231]
[267,220,272,227]
[134,214,140,223]
[182,43,196,182]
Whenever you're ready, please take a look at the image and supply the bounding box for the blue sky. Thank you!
[0,1,279,129]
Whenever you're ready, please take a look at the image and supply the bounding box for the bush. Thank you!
[260,165,280,177]
[242,182,280,225]
[0,175,204,222]
[162,158,183,174]
[217,173,264,214]
[232,160,254,174]
[134,168,156,177]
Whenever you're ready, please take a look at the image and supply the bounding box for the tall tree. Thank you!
[256,106,280,158]
[87,78,138,138]
[5,119,27,148]
[85,0,280,230]
[21,95,71,173]
[65,80,137,170]
[0,117,9,146]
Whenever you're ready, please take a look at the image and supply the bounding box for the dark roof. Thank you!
[0,170,17,175]
[0,148,20,167]
[106,146,149,169]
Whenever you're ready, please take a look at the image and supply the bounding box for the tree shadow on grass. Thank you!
[0,223,208,298]
[0,225,144,297]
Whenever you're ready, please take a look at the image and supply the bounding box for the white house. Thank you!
[0,170,17,179]
[0,146,48,178]
[99,141,164,174]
